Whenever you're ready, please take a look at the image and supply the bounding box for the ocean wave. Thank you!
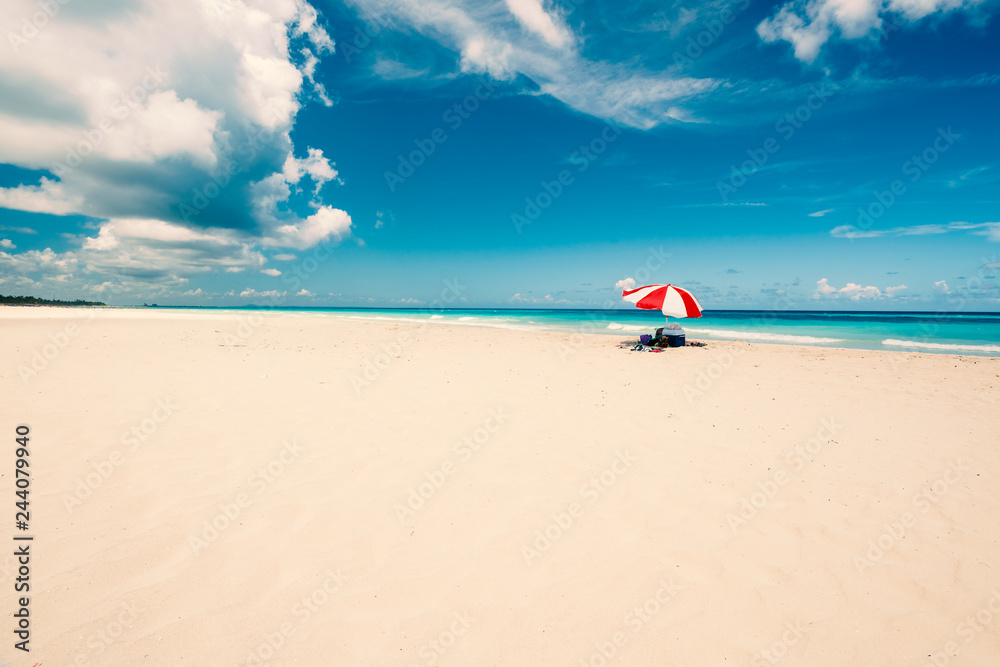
[605,322,648,332]
[331,313,540,331]
[431,319,535,331]
[341,315,430,324]
[882,339,1000,353]
[684,327,843,344]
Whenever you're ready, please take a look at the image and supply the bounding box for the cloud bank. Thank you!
[813,277,907,300]
[0,0,352,293]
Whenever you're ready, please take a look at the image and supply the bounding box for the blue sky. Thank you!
[0,0,998,309]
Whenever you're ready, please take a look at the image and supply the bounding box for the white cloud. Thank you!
[0,273,37,289]
[300,48,336,105]
[372,57,432,80]
[291,0,335,52]
[88,281,122,294]
[814,278,834,296]
[808,208,834,217]
[239,52,305,130]
[0,0,349,251]
[0,218,267,297]
[81,218,248,251]
[508,292,569,304]
[0,177,82,216]
[758,0,990,62]
[830,221,1000,239]
[239,288,287,298]
[99,90,222,167]
[272,253,297,260]
[934,279,951,294]
[504,0,573,49]
[261,268,282,276]
[251,161,354,248]
[460,35,517,77]
[346,0,716,128]
[757,6,832,63]
[282,148,340,196]
[0,239,14,249]
[813,278,906,300]
[615,277,636,291]
[297,288,313,296]
[375,209,390,229]
[264,205,352,250]
[837,282,882,299]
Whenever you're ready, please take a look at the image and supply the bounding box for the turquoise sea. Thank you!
[152,307,1000,357]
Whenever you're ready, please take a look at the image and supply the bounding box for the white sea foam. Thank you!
[605,322,647,332]
[342,313,427,323]
[882,339,1000,353]
[334,313,538,332]
[684,327,843,344]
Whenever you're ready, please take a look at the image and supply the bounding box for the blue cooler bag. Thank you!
[663,329,685,347]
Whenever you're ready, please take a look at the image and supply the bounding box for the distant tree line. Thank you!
[0,294,105,307]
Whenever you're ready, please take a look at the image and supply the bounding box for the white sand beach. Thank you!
[2,307,999,666]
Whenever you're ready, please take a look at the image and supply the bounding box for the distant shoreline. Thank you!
[0,303,110,308]
[0,295,106,307]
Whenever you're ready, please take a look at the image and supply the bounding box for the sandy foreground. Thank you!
[0,307,998,667]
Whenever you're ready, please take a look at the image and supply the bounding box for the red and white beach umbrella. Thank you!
[622,284,703,319]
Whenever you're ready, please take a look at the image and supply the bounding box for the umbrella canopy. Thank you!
[622,284,703,319]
